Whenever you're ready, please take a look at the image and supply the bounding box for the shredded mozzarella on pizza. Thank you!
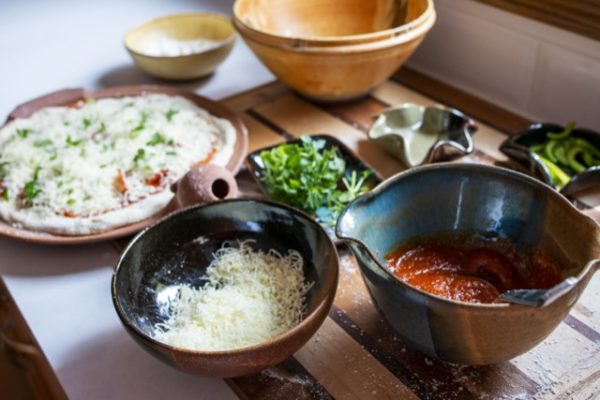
[152,241,314,351]
[0,94,236,234]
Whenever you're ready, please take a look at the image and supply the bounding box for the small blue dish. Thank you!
[500,122,600,196]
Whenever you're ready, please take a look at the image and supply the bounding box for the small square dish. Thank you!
[245,134,382,237]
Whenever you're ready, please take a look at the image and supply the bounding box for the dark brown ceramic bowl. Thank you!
[111,199,338,377]
[0,86,248,244]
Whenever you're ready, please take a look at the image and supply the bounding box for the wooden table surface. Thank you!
[216,70,600,400]
[5,70,600,399]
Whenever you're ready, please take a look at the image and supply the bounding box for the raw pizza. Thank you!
[0,94,236,235]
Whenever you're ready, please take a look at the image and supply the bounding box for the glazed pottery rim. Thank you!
[335,162,600,309]
[112,198,339,356]
[124,12,237,60]
[232,0,434,47]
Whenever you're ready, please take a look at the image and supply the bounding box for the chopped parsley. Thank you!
[165,109,179,122]
[66,136,83,147]
[0,163,8,201]
[23,166,42,204]
[259,136,372,227]
[0,161,9,179]
[82,117,92,129]
[67,198,76,206]
[33,139,53,147]
[130,111,149,137]
[133,148,146,165]
[147,132,165,146]
[16,128,31,139]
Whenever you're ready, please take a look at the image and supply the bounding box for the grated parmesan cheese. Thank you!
[152,240,314,351]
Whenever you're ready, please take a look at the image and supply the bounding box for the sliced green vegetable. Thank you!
[553,144,568,166]
[537,156,570,189]
[566,147,586,173]
[547,121,575,140]
[544,140,558,163]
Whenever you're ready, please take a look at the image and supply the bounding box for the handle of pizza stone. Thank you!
[6,88,85,122]
[167,164,238,211]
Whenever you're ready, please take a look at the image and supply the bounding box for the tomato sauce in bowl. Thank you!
[386,239,563,304]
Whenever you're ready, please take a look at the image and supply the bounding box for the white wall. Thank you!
[407,0,600,131]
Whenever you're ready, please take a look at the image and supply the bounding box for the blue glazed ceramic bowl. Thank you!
[336,163,600,364]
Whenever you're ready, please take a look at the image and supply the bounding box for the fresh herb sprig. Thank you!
[259,136,372,226]
[22,166,42,206]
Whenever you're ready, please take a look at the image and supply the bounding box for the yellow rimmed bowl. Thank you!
[124,13,237,80]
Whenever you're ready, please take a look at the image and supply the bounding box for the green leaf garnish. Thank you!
[16,128,31,139]
[23,166,42,204]
[133,148,146,165]
[165,109,179,122]
[130,111,149,137]
[33,139,53,147]
[66,136,83,147]
[147,132,165,146]
[82,117,92,129]
[259,136,372,226]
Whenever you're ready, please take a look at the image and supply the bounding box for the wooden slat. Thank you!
[222,81,290,114]
[392,68,531,136]
[294,318,420,400]
[252,95,405,179]
[332,251,540,399]
[512,322,600,397]
[227,358,334,400]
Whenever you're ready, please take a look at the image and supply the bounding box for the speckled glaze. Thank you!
[336,163,600,365]
[500,122,600,196]
[112,199,338,377]
[368,103,476,167]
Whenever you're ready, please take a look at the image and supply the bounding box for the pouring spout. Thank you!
[499,277,579,307]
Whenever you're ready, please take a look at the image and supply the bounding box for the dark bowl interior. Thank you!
[500,123,600,195]
[112,199,338,377]
[336,163,600,364]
